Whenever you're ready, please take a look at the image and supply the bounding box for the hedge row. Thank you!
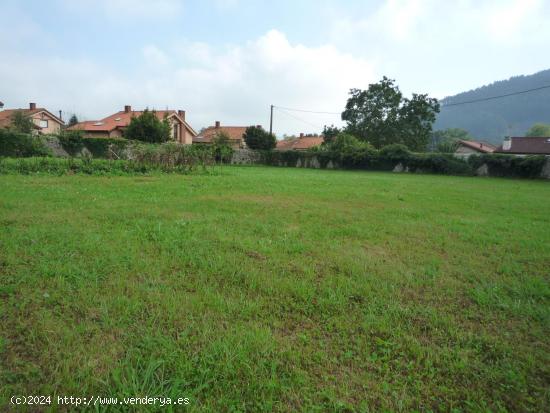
[0,157,212,175]
[262,149,548,178]
[56,132,129,157]
[0,129,51,157]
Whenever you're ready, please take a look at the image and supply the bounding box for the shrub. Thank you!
[9,111,35,134]
[57,130,84,156]
[211,131,234,163]
[379,144,411,160]
[244,126,276,150]
[0,129,51,157]
[326,133,366,153]
[0,150,216,176]
[469,154,546,178]
[83,137,129,158]
[130,142,215,172]
[408,153,473,175]
[436,140,460,153]
[124,109,171,143]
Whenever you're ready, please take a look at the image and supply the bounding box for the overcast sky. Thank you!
[1,0,549,136]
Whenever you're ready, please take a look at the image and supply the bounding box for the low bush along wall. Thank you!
[0,131,217,175]
[259,149,550,179]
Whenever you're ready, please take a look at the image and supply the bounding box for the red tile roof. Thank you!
[68,109,197,136]
[458,139,496,153]
[194,125,248,143]
[276,136,324,150]
[495,137,550,155]
[0,108,64,128]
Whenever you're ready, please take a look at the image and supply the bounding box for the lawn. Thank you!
[1,166,549,412]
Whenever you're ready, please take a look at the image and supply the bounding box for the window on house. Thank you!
[39,119,48,128]
[173,124,178,141]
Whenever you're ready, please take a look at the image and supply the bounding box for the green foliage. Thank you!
[211,131,234,163]
[469,154,547,178]
[262,144,549,179]
[342,76,440,151]
[321,125,341,145]
[326,133,369,153]
[243,126,276,150]
[525,123,550,137]
[124,109,171,143]
[129,142,215,172]
[379,143,411,159]
[58,130,84,156]
[436,140,460,153]
[10,111,35,134]
[0,147,215,175]
[409,153,473,175]
[83,137,128,158]
[67,114,79,127]
[431,128,472,151]
[0,129,51,157]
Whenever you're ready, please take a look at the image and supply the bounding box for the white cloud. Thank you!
[0,30,376,135]
[485,0,543,43]
[328,0,550,97]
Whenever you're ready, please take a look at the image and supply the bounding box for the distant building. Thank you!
[495,137,550,155]
[68,105,197,144]
[276,133,324,151]
[0,102,64,134]
[455,139,496,154]
[194,121,254,149]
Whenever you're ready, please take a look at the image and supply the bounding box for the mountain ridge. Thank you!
[434,69,550,144]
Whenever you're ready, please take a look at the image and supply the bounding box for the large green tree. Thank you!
[525,123,550,137]
[243,126,276,150]
[341,77,440,151]
[124,109,171,143]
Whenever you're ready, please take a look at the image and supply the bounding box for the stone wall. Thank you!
[230,149,262,165]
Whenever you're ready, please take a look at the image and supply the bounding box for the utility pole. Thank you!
[269,104,273,136]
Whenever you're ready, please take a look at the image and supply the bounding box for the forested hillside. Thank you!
[435,69,550,144]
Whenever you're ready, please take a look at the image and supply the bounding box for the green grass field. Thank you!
[1,166,549,412]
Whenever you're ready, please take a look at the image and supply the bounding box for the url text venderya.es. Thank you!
[10,395,190,407]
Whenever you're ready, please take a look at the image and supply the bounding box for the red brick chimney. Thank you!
[178,110,186,121]
[215,121,220,128]
[29,102,36,110]
[124,105,131,113]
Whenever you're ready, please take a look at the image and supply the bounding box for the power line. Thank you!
[273,105,341,115]
[276,107,325,130]
[441,84,550,107]
[274,83,550,115]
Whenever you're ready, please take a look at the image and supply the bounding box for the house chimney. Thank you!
[59,110,63,121]
[300,133,304,138]
[178,110,186,121]
[502,136,512,151]
[29,102,36,110]
[124,105,131,113]
[215,121,220,128]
